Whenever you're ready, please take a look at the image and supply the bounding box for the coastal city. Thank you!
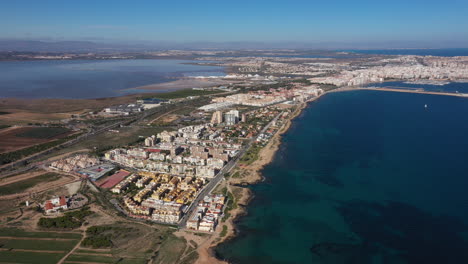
[2,47,468,263]
[2,46,468,263]
[2,1,468,261]
[39,83,321,232]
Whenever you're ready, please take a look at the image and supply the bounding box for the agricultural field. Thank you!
[64,253,146,264]
[15,127,70,139]
[0,172,61,196]
[43,126,164,158]
[0,126,71,154]
[0,228,82,264]
[61,223,187,264]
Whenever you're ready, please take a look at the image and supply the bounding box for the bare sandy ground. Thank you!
[0,172,80,201]
[131,78,234,91]
[0,170,46,187]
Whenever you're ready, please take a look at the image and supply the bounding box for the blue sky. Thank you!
[2,0,468,46]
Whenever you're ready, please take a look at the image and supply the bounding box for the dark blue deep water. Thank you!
[216,90,468,264]
[0,59,224,99]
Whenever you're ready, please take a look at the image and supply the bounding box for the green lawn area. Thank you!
[0,228,82,239]
[148,89,224,100]
[0,251,65,264]
[239,144,262,165]
[0,173,61,195]
[15,127,70,139]
[0,238,79,251]
[219,225,228,237]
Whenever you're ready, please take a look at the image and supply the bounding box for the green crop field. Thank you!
[64,254,147,264]
[0,251,65,264]
[0,238,79,251]
[0,228,82,264]
[0,228,82,239]
[15,127,70,139]
[64,254,122,263]
[0,173,61,195]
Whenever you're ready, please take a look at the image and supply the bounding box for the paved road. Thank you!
[0,101,184,177]
[178,111,283,228]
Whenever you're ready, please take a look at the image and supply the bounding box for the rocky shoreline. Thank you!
[195,93,327,264]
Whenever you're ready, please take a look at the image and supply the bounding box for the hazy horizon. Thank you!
[2,0,468,50]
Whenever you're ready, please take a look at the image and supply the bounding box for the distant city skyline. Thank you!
[2,0,468,48]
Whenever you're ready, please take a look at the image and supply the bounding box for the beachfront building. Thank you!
[186,194,226,232]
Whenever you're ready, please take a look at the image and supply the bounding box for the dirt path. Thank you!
[60,261,104,264]
[57,234,85,264]
[0,175,80,201]
[148,107,186,125]
[0,171,47,187]
[72,252,113,257]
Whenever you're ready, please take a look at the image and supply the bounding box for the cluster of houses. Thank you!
[104,124,242,178]
[187,194,226,232]
[49,154,100,173]
[206,86,322,108]
[112,172,206,224]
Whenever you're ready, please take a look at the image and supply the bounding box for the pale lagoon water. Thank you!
[0,59,224,99]
[216,90,468,264]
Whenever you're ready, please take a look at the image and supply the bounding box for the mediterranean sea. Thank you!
[0,59,224,99]
[216,90,468,264]
[368,81,468,93]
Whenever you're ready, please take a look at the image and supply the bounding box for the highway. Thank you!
[0,101,187,177]
[178,111,283,228]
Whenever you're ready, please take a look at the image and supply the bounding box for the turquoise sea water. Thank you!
[0,59,224,99]
[216,90,468,264]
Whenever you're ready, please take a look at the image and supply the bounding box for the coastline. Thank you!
[198,85,468,263]
[196,93,327,264]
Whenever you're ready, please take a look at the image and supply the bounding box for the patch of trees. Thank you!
[38,207,93,229]
[81,226,114,248]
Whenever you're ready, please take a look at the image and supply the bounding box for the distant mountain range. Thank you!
[0,39,466,52]
[0,40,153,52]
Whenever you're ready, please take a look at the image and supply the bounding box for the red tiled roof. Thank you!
[59,196,67,206]
[45,201,53,210]
[147,148,162,153]
[98,170,131,188]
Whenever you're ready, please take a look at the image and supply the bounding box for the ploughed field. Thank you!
[0,127,71,153]
[0,228,82,264]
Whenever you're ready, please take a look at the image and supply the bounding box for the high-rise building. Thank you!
[241,113,247,122]
[210,111,223,124]
[144,135,156,146]
[224,110,239,126]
